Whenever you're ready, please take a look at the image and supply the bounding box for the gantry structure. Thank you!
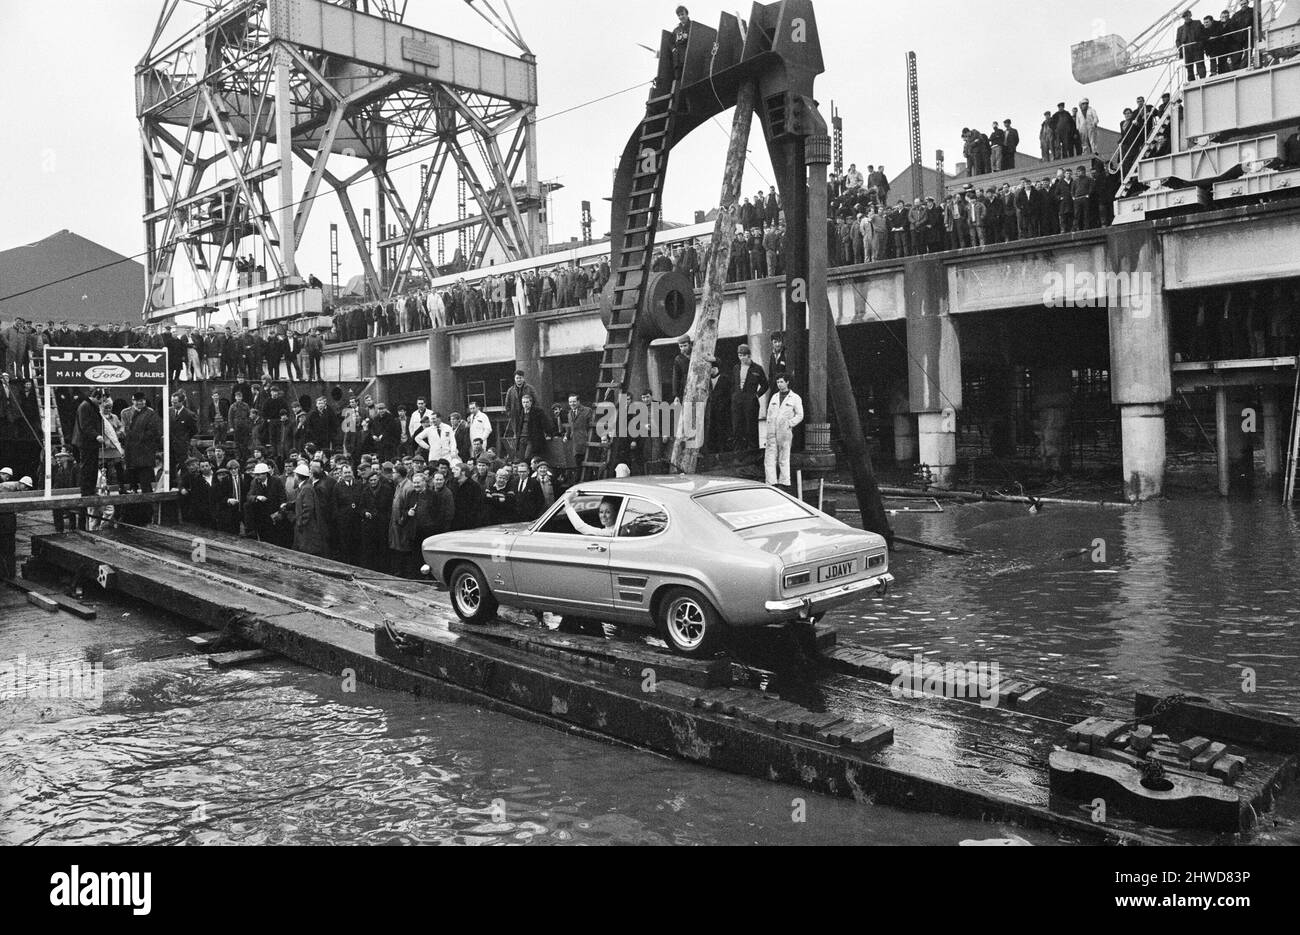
[137,0,541,321]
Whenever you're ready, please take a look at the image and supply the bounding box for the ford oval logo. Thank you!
[85,365,131,383]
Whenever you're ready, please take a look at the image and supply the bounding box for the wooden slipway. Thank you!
[24,523,1298,845]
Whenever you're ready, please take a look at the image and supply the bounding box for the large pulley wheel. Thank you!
[600,270,696,340]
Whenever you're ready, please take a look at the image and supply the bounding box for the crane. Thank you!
[1071,0,1199,83]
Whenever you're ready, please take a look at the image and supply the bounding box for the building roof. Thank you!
[0,230,145,326]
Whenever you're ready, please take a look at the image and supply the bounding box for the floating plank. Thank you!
[207,649,276,668]
[1135,691,1300,754]
[26,590,58,612]
[4,577,97,618]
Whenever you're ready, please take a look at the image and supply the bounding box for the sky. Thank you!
[0,0,1197,298]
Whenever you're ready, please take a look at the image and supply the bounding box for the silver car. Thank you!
[421,476,892,657]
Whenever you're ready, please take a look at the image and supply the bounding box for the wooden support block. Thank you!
[1130,724,1154,752]
[1087,719,1129,752]
[1067,717,1104,745]
[1191,742,1227,772]
[1209,754,1245,784]
[26,590,58,612]
[1000,680,1034,703]
[1178,736,1212,759]
[812,624,837,651]
[844,723,894,751]
[207,649,275,668]
[797,713,844,737]
[1016,686,1047,706]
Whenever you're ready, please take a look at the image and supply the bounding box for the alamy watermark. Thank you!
[594,392,706,449]
[0,654,104,706]
[1042,263,1152,318]
[890,654,1001,708]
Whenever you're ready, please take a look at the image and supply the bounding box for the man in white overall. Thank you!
[763,374,804,489]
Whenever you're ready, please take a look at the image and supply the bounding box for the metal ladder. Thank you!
[579,82,678,480]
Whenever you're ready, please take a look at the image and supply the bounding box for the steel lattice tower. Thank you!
[137,0,542,320]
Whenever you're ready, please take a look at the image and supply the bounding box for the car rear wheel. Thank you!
[448,562,498,625]
[657,587,725,657]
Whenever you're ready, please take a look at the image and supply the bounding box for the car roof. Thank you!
[566,475,762,500]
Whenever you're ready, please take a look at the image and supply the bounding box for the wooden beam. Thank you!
[0,492,179,515]
[671,80,757,473]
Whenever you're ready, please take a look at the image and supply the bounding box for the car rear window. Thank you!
[695,487,812,531]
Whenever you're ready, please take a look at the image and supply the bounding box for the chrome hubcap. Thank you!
[668,598,706,649]
[456,573,480,613]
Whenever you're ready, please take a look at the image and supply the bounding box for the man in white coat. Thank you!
[764,374,804,488]
[1078,98,1100,155]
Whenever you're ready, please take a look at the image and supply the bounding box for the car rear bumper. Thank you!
[765,573,894,615]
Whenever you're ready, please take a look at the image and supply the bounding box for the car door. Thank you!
[605,496,671,619]
[508,494,615,613]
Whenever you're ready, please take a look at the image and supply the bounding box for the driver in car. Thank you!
[563,493,619,537]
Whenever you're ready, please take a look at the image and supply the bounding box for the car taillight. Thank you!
[868,552,886,569]
[783,571,811,589]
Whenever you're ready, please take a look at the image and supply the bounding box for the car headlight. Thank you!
[783,571,811,589]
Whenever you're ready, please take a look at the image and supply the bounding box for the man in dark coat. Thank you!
[330,461,363,563]
[243,462,287,544]
[515,393,551,462]
[305,396,338,451]
[211,459,247,535]
[671,335,693,403]
[72,389,105,504]
[293,463,333,557]
[366,401,400,463]
[1177,10,1207,81]
[503,370,538,457]
[358,468,393,573]
[703,358,733,453]
[730,344,768,451]
[122,391,162,525]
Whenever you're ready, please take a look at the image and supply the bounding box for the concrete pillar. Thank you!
[889,379,916,462]
[1121,403,1167,501]
[905,257,960,487]
[513,315,552,408]
[1222,387,1254,490]
[429,330,456,418]
[917,412,957,483]
[1031,366,1073,474]
[1214,387,1231,497]
[1106,226,1171,502]
[1262,387,1282,487]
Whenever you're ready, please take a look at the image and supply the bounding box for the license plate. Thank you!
[817,558,856,583]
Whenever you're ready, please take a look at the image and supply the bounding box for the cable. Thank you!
[0,78,657,306]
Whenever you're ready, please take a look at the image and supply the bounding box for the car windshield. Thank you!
[695,487,811,531]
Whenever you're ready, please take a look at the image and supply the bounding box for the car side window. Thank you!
[618,497,668,538]
[537,505,580,534]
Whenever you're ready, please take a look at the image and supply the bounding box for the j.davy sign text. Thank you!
[44,348,168,387]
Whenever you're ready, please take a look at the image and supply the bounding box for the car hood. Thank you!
[736,521,884,565]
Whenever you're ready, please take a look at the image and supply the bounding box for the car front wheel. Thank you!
[448,562,498,625]
[657,587,725,657]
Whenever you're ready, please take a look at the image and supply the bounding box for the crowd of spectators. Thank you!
[1176,3,1257,82]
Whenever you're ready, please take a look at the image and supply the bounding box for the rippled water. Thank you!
[0,658,1057,845]
[3,498,1298,845]
[834,499,1300,711]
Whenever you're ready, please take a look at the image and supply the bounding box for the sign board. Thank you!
[44,348,168,387]
[41,346,171,500]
